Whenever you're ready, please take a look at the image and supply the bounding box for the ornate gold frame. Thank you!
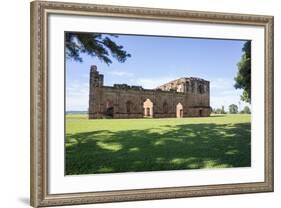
[30,1,274,207]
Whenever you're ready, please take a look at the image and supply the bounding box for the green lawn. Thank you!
[65,114,251,175]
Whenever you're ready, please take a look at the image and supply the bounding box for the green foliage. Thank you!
[212,108,224,114]
[65,32,131,64]
[228,104,238,114]
[65,114,251,175]
[213,108,220,114]
[240,106,251,114]
[214,108,221,114]
[234,41,251,103]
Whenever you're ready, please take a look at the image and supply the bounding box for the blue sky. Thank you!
[66,33,250,111]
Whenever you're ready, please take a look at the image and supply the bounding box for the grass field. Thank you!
[65,114,251,175]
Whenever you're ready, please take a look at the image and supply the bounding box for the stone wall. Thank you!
[88,65,211,119]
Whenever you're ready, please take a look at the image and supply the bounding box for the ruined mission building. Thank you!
[88,65,210,119]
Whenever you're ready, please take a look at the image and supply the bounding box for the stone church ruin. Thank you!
[88,65,211,119]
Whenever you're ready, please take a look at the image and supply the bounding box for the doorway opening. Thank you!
[199,109,203,117]
[105,100,114,118]
[143,99,153,118]
[176,103,183,118]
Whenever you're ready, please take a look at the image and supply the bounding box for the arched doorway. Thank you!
[143,99,153,118]
[126,100,133,114]
[105,100,114,118]
[199,109,203,117]
[176,103,183,118]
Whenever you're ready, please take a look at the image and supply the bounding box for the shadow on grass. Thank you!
[65,123,251,175]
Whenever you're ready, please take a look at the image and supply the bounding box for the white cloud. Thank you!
[131,77,177,89]
[66,80,89,111]
[211,78,233,90]
[210,77,250,111]
[107,70,133,77]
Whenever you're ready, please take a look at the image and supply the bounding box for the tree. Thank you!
[228,104,238,114]
[241,106,251,114]
[65,32,131,64]
[234,40,251,103]
[214,108,221,114]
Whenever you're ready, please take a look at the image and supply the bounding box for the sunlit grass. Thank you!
[65,114,251,175]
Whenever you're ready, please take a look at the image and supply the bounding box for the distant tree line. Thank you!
[211,105,251,114]
[211,106,226,114]
[239,106,251,114]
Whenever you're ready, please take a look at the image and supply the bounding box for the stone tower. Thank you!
[89,65,103,87]
[88,65,104,119]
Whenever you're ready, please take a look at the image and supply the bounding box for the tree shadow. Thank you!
[65,122,251,175]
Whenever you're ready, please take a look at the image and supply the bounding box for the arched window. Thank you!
[198,84,204,94]
[186,82,190,92]
[191,82,195,92]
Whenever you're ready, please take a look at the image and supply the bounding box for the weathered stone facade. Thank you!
[88,65,210,119]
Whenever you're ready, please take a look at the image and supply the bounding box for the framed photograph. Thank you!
[30,1,274,207]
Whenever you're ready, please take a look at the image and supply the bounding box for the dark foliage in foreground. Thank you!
[65,122,251,175]
[65,32,131,64]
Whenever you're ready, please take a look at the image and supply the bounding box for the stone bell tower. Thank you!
[88,65,104,119]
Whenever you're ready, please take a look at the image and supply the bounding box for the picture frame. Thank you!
[30,1,274,207]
